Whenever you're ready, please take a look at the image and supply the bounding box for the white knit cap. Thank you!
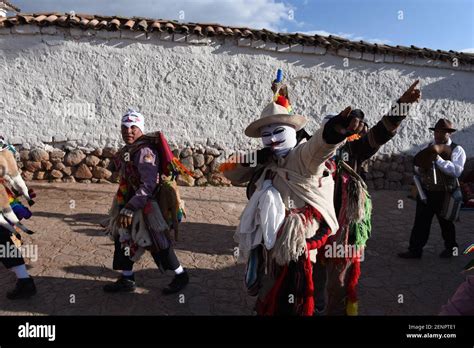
[121,109,145,133]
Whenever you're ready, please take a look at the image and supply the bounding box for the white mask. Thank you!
[260,123,297,157]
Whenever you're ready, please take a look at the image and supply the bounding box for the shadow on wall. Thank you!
[212,44,474,104]
[7,33,474,103]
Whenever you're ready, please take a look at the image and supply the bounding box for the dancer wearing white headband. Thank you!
[102,109,189,295]
[121,109,145,133]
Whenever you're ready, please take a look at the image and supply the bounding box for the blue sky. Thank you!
[10,0,474,52]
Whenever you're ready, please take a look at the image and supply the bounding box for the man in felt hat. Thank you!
[223,91,364,315]
[102,109,189,295]
[399,118,466,259]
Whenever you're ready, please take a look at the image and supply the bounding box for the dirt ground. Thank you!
[0,183,472,315]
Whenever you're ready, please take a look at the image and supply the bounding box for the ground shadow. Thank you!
[33,211,109,237]
[0,263,251,316]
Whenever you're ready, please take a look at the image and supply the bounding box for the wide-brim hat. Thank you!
[245,102,307,138]
[429,118,456,133]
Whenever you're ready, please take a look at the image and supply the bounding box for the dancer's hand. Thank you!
[323,106,365,144]
[119,208,134,228]
[385,80,421,127]
[398,80,421,104]
[332,107,366,136]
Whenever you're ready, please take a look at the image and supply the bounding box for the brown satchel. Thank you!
[155,178,186,242]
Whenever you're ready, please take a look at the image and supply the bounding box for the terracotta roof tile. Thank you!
[123,19,135,30]
[79,18,90,27]
[178,24,189,34]
[164,22,175,33]
[150,21,161,32]
[242,29,253,37]
[33,14,47,24]
[193,25,202,35]
[137,19,147,31]
[233,28,242,36]
[1,12,472,64]
[57,15,68,26]
[109,18,120,30]
[97,19,108,29]
[87,18,99,28]
[204,25,215,36]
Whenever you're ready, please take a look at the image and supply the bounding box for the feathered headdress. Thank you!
[272,68,293,114]
[220,69,307,171]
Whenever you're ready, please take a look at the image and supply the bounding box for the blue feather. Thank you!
[275,68,283,83]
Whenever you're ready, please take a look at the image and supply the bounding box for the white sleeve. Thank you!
[435,146,466,178]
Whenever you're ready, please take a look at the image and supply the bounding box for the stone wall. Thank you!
[364,154,414,191]
[19,144,474,190]
[16,145,233,187]
[16,144,474,190]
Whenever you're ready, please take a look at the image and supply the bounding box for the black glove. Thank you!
[257,147,273,164]
[323,109,365,144]
[323,114,351,144]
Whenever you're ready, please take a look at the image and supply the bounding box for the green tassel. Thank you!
[351,193,372,248]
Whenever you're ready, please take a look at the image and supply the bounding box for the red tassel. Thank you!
[156,132,175,177]
[307,229,332,250]
[258,265,289,315]
[303,244,315,316]
[346,258,361,302]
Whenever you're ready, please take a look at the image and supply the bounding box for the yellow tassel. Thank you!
[346,300,358,316]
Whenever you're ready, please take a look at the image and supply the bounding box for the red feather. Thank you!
[276,95,290,109]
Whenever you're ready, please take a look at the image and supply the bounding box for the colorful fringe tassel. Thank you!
[346,257,361,316]
[6,187,32,220]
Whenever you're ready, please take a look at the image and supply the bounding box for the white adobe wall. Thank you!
[0,27,473,157]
